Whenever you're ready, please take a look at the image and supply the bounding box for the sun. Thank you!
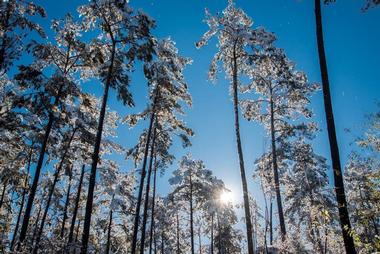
[220,190,233,205]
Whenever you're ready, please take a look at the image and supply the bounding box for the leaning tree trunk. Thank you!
[18,84,64,249]
[61,165,73,238]
[314,1,356,253]
[81,41,116,254]
[10,148,33,250]
[0,181,7,211]
[131,88,160,254]
[269,200,273,246]
[105,195,114,254]
[161,230,164,254]
[33,128,77,253]
[269,90,286,240]
[232,41,254,254]
[176,212,180,254]
[148,156,157,254]
[140,127,157,254]
[68,165,85,245]
[189,173,195,254]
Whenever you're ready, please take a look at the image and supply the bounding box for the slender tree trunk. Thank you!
[324,229,328,254]
[269,91,286,240]
[18,83,64,248]
[303,166,325,253]
[154,229,157,254]
[61,165,73,238]
[33,128,77,253]
[314,1,356,253]
[105,208,113,254]
[176,212,180,254]
[81,41,116,254]
[372,218,379,236]
[210,213,214,254]
[32,170,60,253]
[0,181,7,211]
[140,127,157,254]
[189,174,195,254]
[31,205,42,248]
[68,165,85,244]
[149,157,157,254]
[217,214,221,253]
[198,226,202,254]
[269,201,273,246]
[10,148,33,250]
[73,220,81,254]
[232,42,254,254]
[260,184,268,251]
[131,89,160,254]
[161,230,164,254]
[76,220,81,242]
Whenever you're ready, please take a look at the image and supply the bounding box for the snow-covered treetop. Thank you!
[125,38,193,169]
[196,0,275,81]
[0,0,46,73]
[240,46,319,141]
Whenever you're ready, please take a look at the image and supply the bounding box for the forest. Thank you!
[0,0,379,253]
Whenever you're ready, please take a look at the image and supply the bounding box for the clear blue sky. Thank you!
[36,0,379,221]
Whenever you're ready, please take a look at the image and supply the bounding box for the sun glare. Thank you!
[220,190,233,205]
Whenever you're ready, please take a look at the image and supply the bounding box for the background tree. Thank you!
[196,1,275,251]
[124,37,193,254]
[240,46,318,240]
[15,14,87,250]
[77,1,155,252]
[344,107,380,252]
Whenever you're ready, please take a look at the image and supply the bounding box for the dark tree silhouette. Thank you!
[314,0,357,253]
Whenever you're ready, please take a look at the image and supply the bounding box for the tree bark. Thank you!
[198,225,202,254]
[131,88,160,254]
[269,201,273,246]
[73,220,81,254]
[176,212,180,254]
[10,148,33,250]
[269,90,286,240]
[0,181,7,211]
[161,230,164,254]
[140,127,157,254]
[81,40,116,254]
[189,173,195,254]
[210,213,214,254]
[68,164,85,245]
[314,1,356,253]
[33,128,77,253]
[105,207,113,254]
[232,41,254,254]
[217,214,221,253]
[18,82,64,248]
[61,164,73,238]
[149,156,157,254]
